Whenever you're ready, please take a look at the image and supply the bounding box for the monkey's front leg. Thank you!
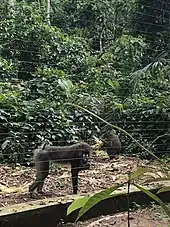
[71,166,79,194]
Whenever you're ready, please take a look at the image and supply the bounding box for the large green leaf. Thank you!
[67,196,90,216]
[76,183,125,221]
[133,183,170,217]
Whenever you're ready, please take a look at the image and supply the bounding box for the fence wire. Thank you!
[0,0,170,202]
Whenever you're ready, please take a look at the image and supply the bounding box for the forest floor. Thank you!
[0,152,170,226]
[0,151,169,206]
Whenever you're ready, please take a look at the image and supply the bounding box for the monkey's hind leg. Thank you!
[71,165,79,194]
[29,161,49,194]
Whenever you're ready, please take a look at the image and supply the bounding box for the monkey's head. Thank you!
[78,144,91,170]
[81,149,91,170]
[100,131,121,160]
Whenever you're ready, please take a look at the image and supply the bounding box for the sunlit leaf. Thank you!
[67,196,90,216]
[76,183,125,221]
[1,140,10,150]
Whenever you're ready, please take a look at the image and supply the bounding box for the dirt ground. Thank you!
[58,206,170,227]
[0,153,170,226]
[0,152,168,207]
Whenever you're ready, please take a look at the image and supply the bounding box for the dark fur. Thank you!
[101,131,121,159]
[29,142,92,195]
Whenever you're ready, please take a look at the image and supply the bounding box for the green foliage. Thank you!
[0,72,98,163]
[0,2,100,163]
[102,57,170,156]
[0,1,169,225]
[0,0,170,163]
[132,0,170,59]
[51,0,136,50]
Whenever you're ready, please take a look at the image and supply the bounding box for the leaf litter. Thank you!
[0,154,168,207]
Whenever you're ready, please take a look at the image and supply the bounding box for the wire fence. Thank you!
[0,0,170,204]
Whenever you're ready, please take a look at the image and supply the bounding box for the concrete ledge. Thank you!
[0,186,170,227]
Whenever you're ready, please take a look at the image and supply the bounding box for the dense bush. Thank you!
[0,0,170,164]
